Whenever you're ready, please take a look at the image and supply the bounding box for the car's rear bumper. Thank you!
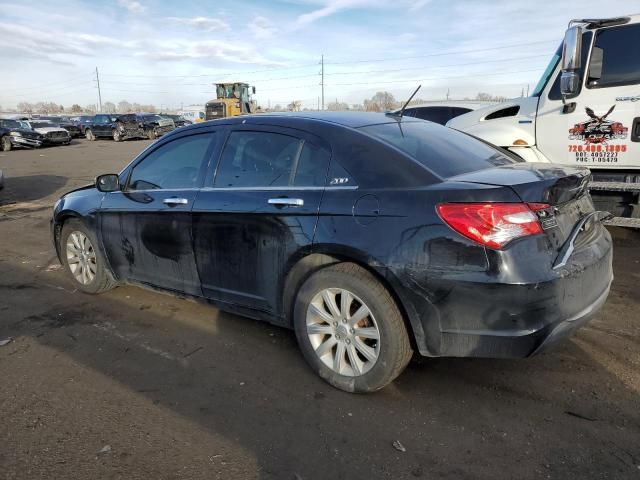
[404,222,613,358]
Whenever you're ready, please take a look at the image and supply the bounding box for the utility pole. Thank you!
[95,67,103,113]
[526,84,530,97]
[320,54,325,111]
[446,88,450,101]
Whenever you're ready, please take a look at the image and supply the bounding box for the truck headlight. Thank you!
[9,131,22,137]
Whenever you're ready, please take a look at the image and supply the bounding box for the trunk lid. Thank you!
[450,163,595,251]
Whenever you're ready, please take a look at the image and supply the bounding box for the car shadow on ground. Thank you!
[1,250,638,479]
[0,174,68,206]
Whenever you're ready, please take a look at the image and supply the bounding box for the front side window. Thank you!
[128,133,214,190]
[215,131,306,188]
[587,23,640,88]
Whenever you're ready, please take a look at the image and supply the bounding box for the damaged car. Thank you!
[39,116,82,138]
[137,114,175,139]
[51,112,613,393]
[19,120,70,146]
[0,118,44,151]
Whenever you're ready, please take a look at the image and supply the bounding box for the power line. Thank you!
[325,39,558,65]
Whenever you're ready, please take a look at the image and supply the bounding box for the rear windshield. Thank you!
[359,121,514,178]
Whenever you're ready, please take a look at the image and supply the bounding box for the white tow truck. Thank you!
[448,14,640,227]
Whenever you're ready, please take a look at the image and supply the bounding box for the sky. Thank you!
[0,0,638,111]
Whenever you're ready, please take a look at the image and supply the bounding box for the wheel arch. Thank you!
[281,246,426,353]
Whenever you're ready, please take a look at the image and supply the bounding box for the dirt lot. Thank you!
[0,138,638,480]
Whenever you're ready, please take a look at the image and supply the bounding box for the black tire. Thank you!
[146,128,156,140]
[60,219,116,294]
[1,136,12,152]
[85,129,95,141]
[293,262,413,393]
[112,128,122,142]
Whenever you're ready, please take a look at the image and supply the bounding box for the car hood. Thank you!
[35,127,69,134]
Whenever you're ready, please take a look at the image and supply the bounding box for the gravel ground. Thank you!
[0,138,638,479]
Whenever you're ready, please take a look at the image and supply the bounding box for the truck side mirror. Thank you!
[560,26,583,97]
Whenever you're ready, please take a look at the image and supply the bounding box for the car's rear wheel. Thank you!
[112,128,122,142]
[60,219,116,294]
[293,263,412,393]
[85,129,95,141]
[146,128,156,140]
[1,136,12,152]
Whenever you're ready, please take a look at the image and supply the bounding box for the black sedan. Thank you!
[51,112,613,393]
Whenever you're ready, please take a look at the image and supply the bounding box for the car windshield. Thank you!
[2,119,22,128]
[142,115,162,121]
[531,45,561,97]
[359,121,514,178]
[32,122,54,128]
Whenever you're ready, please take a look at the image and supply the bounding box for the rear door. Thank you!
[192,125,330,316]
[537,23,640,168]
[92,115,111,137]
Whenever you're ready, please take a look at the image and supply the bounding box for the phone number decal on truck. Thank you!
[568,105,629,163]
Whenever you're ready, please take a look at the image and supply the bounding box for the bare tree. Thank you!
[327,100,349,111]
[103,101,116,113]
[70,104,83,114]
[287,100,302,112]
[84,104,97,114]
[117,100,132,113]
[17,102,34,114]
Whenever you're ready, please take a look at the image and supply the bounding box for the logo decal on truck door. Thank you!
[568,105,628,163]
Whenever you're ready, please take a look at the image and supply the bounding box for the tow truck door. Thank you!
[536,23,640,170]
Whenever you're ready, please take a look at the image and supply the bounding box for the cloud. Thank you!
[296,0,369,26]
[166,16,230,32]
[136,40,285,66]
[249,16,277,39]
[117,0,145,14]
[409,0,431,11]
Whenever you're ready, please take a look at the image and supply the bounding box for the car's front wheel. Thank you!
[1,136,12,152]
[60,219,116,294]
[294,263,413,393]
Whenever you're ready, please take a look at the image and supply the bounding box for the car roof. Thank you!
[219,111,417,129]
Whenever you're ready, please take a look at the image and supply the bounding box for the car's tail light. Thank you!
[436,203,549,249]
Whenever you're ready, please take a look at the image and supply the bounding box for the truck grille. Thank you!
[47,131,68,139]
[206,103,225,120]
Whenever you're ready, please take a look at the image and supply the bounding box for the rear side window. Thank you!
[215,131,329,188]
[587,23,640,88]
[359,121,514,178]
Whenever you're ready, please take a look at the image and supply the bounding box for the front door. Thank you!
[192,126,330,316]
[99,131,218,295]
[537,23,640,169]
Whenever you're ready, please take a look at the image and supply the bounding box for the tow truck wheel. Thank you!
[1,136,11,152]
[85,129,95,141]
[112,129,122,142]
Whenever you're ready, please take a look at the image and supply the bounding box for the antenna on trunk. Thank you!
[396,85,421,118]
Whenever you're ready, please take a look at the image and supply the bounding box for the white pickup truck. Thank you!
[448,15,640,227]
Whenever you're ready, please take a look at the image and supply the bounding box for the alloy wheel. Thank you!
[306,288,380,376]
[66,231,97,285]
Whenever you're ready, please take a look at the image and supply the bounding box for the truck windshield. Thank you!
[531,45,561,97]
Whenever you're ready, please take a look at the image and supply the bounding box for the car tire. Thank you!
[85,129,95,141]
[1,136,12,152]
[293,262,413,393]
[112,129,122,142]
[146,128,156,140]
[60,219,116,294]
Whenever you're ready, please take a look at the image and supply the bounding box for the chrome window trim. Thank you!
[119,185,358,194]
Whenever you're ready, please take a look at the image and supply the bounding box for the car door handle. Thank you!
[268,198,304,207]
[163,197,189,205]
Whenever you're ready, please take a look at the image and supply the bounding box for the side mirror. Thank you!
[560,26,583,97]
[96,174,120,192]
[252,86,256,94]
